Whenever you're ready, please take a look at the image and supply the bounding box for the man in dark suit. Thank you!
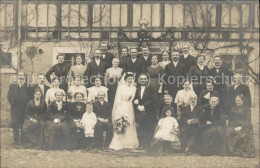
[29,73,50,100]
[93,91,113,149]
[228,73,251,112]
[209,56,233,111]
[123,48,145,80]
[7,71,30,146]
[179,44,196,75]
[119,46,130,68]
[138,46,152,70]
[99,41,114,68]
[45,53,70,92]
[84,49,109,87]
[133,73,156,150]
[180,94,203,154]
[164,51,187,102]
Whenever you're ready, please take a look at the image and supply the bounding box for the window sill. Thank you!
[1,67,17,74]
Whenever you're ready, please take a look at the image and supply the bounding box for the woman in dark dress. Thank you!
[23,88,46,149]
[44,90,69,150]
[188,55,209,96]
[67,92,86,149]
[225,95,255,158]
[197,96,226,156]
[147,55,164,118]
[147,55,164,92]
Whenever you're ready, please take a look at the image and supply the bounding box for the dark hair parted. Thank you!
[74,92,84,99]
[33,87,43,98]
[196,55,206,62]
[161,106,175,118]
[124,72,134,81]
[56,53,65,60]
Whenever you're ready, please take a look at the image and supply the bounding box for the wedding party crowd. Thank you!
[7,41,256,158]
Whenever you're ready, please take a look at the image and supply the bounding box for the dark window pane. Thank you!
[0,53,12,67]
[235,55,246,69]
[221,55,233,70]
[64,53,85,67]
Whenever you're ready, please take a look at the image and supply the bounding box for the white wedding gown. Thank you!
[109,84,139,150]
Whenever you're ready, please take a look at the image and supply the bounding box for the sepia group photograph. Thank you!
[0,0,259,167]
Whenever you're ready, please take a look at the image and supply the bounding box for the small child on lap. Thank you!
[81,103,97,150]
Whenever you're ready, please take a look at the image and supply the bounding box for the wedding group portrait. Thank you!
[0,0,259,167]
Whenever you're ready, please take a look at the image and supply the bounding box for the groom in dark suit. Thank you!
[93,91,113,149]
[134,73,156,150]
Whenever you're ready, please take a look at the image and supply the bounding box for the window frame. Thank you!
[0,45,17,74]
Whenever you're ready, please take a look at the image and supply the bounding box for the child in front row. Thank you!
[151,106,179,154]
[81,103,97,150]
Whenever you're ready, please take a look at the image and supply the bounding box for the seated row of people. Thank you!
[152,94,255,158]
[23,89,112,150]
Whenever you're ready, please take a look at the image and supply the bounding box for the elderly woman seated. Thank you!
[196,96,226,156]
[225,95,255,158]
[43,90,69,150]
[23,88,46,149]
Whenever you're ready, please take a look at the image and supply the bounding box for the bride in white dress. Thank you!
[109,72,139,150]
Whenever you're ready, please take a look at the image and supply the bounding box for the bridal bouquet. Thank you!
[113,117,130,135]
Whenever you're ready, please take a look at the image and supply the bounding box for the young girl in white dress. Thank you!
[152,106,179,153]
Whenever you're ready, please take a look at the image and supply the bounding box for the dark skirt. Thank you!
[67,120,85,150]
[225,125,256,158]
[180,124,200,151]
[196,120,226,156]
[23,119,45,149]
[43,120,69,150]
[107,78,119,106]
[193,83,205,96]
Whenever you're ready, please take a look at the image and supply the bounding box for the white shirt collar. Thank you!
[173,61,178,67]
[56,100,62,105]
[183,53,189,59]
[198,64,204,70]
